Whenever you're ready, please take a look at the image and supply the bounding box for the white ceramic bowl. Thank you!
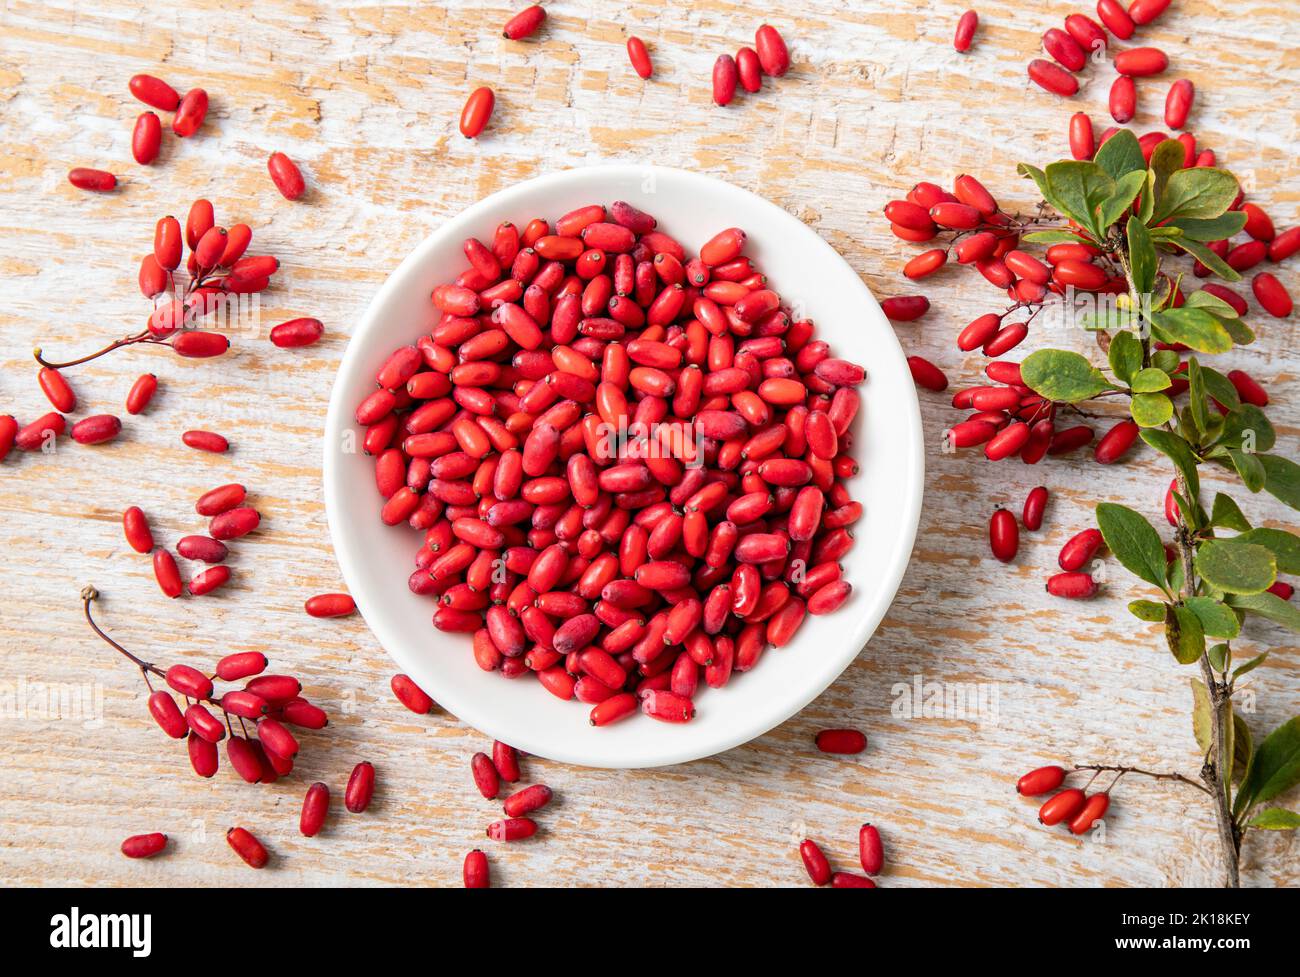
[324,164,923,768]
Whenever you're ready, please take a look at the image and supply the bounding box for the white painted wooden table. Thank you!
[0,0,1296,886]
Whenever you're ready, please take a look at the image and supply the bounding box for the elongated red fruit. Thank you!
[1115,47,1168,77]
[182,430,228,453]
[486,817,538,841]
[754,24,790,76]
[1023,486,1048,531]
[907,356,947,391]
[1059,528,1103,571]
[1068,792,1110,834]
[881,295,930,321]
[1252,273,1292,318]
[172,88,208,137]
[1094,419,1138,463]
[125,373,158,414]
[270,317,325,348]
[1227,369,1268,407]
[345,761,375,813]
[1128,0,1170,25]
[1096,0,1135,39]
[1164,79,1194,130]
[471,752,500,799]
[130,73,179,110]
[627,36,653,79]
[153,549,183,598]
[172,331,229,357]
[121,832,168,858]
[800,839,832,885]
[299,782,330,837]
[38,367,76,413]
[210,507,260,540]
[859,823,883,875]
[122,506,154,554]
[1017,765,1066,795]
[227,826,269,868]
[1069,112,1094,160]
[1269,226,1300,261]
[815,728,866,754]
[464,849,490,887]
[391,673,434,714]
[133,111,162,165]
[954,10,978,53]
[989,508,1018,563]
[306,593,356,618]
[267,152,306,200]
[69,168,116,192]
[1241,204,1275,242]
[0,415,15,462]
[71,414,121,445]
[1028,59,1079,97]
[1047,571,1097,598]
[1038,788,1086,825]
[1109,75,1136,123]
[460,87,495,138]
[712,55,738,106]
[736,47,762,92]
[503,783,552,817]
[196,483,245,516]
[1043,28,1086,72]
[831,872,876,888]
[503,4,546,40]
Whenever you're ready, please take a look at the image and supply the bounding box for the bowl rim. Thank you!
[323,162,924,768]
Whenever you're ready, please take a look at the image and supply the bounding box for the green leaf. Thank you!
[1151,349,1181,373]
[1237,717,1300,813]
[1233,711,1253,784]
[1131,392,1174,427]
[1207,642,1230,671]
[1129,599,1167,622]
[1046,160,1115,239]
[1191,678,1212,754]
[1260,454,1300,511]
[1197,364,1241,411]
[1097,502,1169,590]
[1227,449,1266,493]
[1126,216,1157,295]
[1185,596,1241,639]
[1017,163,1056,209]
[1233,652,1269,680]
[1220,317,1255,345]
[1130,367,1171,393]
[1165,237,1242,282]
[1225,592,1300,633]
[1168,604,1206,664]
[1187,359,1211,436]
[1020,349,1114,403]
[1099,170,1146,231]
[1210,493,1251,532]
[1183,290,1240,321]
[1147,140,1188,220]
[1141,429,1201,498]
[1108,330,1143,385]
[1150,307,1234,354]
[1195,539,1276,594]
[1153,166,1242,223]
[1235,528,1300,574]
[1249,808,1300,830]
[1094,130,1147,182]
[1169,212,1248,242]
[1217,404,1274,453]
[1021,230,1093,245]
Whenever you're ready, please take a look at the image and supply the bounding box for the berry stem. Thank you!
[1073,764,1210,795]
[35,331,165,370]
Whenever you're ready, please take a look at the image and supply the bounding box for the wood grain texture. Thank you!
[0,0,1297,887]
